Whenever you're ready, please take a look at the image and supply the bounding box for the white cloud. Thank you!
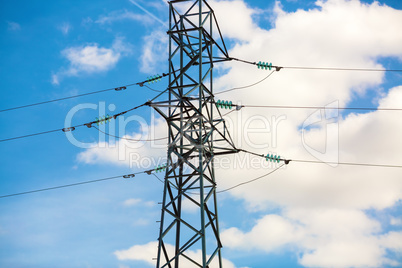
[133,218,150,226]
[390,217,402,226]
[380,231,402,251]
[77,0,402,267]
[210,0,402,211]
[52,37,132,84]
[62,43,119,72]
[77,116,167,167]
[140,30,168,73]
[123,198,154,208]
[51,73,60,85]
[222,210,402,268]
[7,21,21,31]
[123,198,142,207]
[81,17,93,27]
[212,0,402,267]
[114,241,235,268]
[58,22,71,35]
[208,0,262,41]
[222,214,303,252]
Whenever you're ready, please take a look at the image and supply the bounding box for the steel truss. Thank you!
[149,1,237,267]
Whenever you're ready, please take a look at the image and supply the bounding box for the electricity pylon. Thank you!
[149,1,237,267]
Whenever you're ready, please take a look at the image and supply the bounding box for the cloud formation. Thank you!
[52,37,132,84]
[58,22,71,35]
[209,0,402,267]
[140,30,168,73]
[76,0,402,267]
[7,21,21,31]
[221,209,402,267]
[77,116,167,167]
[114,241,236,268]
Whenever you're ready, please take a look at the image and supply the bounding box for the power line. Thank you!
[0,175,127,199]
[144,84,165,93]
[226,103,402,112]
[0,86,131,113]
[215,70,276,95]
[0,129,62,143]
[281,66,402,72]
[0,167,164,199]
[230,57,402,72]
[3,149,401,199]
[3,58,400,113]
[217,163,285,193]
[0,102,148,143]
[0,162,282,199]
[92,108,236,142]
[0,73,171,113]
[290,159,402,168]
[0,98,237,143]
[239,149,402,168]
[93,126,168,142]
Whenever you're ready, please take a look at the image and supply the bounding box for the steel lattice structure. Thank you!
[149,0,238,267]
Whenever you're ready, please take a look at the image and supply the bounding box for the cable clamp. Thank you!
[123,174,136,179]
[62,127,76,132]
[115,86,127,91]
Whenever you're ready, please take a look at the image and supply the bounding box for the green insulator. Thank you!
[105,114,111,123]
[266,154,281,163]
[148,75,162,84]
[216,100,233,109]
[257,61,272,70]
[156,165,167,173]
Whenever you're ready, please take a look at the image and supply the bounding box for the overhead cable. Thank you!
[239,148,402,169]
[230,57,402,72]
[0,102,148,143]
[0,73,170,113]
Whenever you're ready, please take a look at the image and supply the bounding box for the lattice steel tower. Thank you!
[149,0,237,267]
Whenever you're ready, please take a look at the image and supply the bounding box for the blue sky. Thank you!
[1,0,402,267]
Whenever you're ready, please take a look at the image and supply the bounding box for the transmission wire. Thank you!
[0,174,132,199]
[215,70,276,95]
[230,57,402,72]
[240,104,402,112]
[0,102,148,143]
[0,72,172,113]
[93,126,168,142]
[217,164,285,193]
[92,108,236,142]
[239,148,402,168]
